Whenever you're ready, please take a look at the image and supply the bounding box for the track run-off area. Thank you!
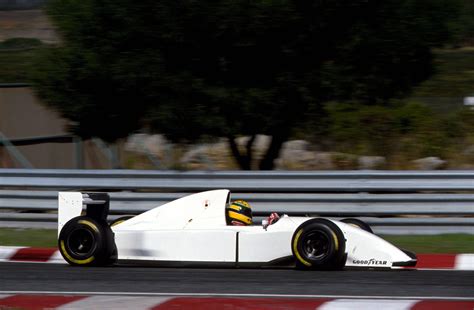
[0,262,473,309]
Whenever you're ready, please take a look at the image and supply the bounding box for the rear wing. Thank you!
[58,192,110,235]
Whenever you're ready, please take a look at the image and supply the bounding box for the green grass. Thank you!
[0,228,472,253]
[382,234,474,254]
[0,228,57,247]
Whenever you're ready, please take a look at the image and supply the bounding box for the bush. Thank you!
[0,38,45,83]
[323,102,398,156]
[0,38,43,50]
[319,101,465,165]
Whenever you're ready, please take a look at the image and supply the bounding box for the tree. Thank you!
[33,0,459,169]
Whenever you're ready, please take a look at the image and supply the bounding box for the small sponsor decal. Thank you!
[352,258,388,266]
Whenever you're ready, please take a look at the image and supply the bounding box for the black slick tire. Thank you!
[341,218,373,234]
[58,216,116,266]
[110,215,135,227]
[291,218,346,270]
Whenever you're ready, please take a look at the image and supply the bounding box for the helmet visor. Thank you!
[240,206,252,218]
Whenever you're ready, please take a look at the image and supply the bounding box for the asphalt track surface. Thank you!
[0,263,473,299]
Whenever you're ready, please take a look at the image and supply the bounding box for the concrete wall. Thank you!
[0,87,110,168]
[0,9,58,43]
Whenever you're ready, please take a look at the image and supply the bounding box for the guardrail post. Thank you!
[0,131,33,168]
[73,136,84,169]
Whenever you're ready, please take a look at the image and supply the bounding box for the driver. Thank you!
[226,200,280,227]
[226,200,253,226]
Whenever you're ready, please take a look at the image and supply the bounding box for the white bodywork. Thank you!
[58,190,414,268]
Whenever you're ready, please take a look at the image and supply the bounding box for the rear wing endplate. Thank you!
[58,192,110,235]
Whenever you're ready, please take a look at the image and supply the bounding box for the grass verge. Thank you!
[0,228,473,253]
[0,228,57,247]
[382,234,474,254]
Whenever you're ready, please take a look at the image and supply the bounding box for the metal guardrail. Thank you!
[1,212,472,234]
[1,190,474,216]
[0,189,473,233]
[2,169,474,192]
[0,169,473,233]
[0,135,75,146]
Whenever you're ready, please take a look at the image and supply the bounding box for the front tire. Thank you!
[292,218,346,270]
[341,218,373,234]
[58,216,116,266]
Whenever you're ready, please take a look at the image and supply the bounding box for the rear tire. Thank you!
[58,216,116,266]
[341,218,373,234]
[292,218,346,270]
[110,215,135,227]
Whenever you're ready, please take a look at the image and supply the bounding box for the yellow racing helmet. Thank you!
[226,200,253,225]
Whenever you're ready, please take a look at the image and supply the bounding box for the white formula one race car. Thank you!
[57,189,417,270]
